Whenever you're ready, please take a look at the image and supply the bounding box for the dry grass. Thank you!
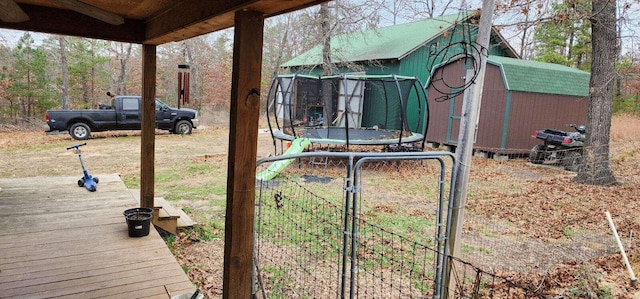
[2,114,640,298]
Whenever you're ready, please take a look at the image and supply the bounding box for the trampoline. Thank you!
[266,73,429,150]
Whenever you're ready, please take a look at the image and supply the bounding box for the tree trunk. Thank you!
[90,40,96,109]
[320,3,332,76]
[26,69,31,118]
[115,43,132,95]
[58,36,70,110]
[572,0,617,186]
[82,77,90,106]
[319,2,335,136]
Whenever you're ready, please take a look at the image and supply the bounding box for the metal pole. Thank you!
[443,3,494,298]
[349,159,359,299]
[340,154,355,298]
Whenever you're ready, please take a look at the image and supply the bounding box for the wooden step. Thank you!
[128,189,196,235]
[153,197,180,220]
[176,207,196,228]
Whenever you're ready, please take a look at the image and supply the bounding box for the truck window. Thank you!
[122,98,139,110]
[156,100,168,111]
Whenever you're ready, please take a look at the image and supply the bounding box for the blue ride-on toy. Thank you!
[66,143,99,192]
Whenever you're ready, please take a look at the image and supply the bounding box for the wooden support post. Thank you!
[140,44,156,208]
[223,10,264,299]
[444,3,494,298]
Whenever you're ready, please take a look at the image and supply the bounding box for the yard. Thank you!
[1,113,639,298]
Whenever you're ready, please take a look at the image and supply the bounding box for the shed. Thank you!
[281,13,519,138]
[425,55,590,155]
[281,13,519,82]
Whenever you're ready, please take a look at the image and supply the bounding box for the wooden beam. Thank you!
[140,44,156,209]
[50,0,125,25]
[223,9,264,299]
[144,0,327,45]
[0,4,144,44]
[145,0,251,44]
[0,0,29,22]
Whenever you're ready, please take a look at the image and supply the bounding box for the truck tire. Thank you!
[529,144,546,164]
[69,123,91,140]
[174,120,193,135]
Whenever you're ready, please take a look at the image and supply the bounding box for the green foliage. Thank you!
[66,37,111,108]
[563,226,575,237]
[261,265,293,298]
[7,33,57,118]
[532,2,591,71]
[193,222,222,241]
[121,174,140,189]
[164,234,177,252]
[613,95,640,115]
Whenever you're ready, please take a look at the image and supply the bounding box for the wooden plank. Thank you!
[0,249,170,284]
[0,202,137,236]
[176,208,196,227]
[0,0,29,22]
[0,4,145,44]
[223,9,264,299]
[2,255,173,290]
[0,174,194,298]
[152,216,178,235]
[50,0,125,25]
[55,281,195,299]
[154,197,181,219]
[143,0,327,45]
[0,227,164,264]
[3,265,186,297]
[0,243,168,278]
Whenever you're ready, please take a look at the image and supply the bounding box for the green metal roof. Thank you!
[281,14,467,67]
[488,55,590,97]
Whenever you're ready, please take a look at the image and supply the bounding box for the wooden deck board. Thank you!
[0,175,196,298]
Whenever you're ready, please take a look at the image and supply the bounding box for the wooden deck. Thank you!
[0,174,195,298]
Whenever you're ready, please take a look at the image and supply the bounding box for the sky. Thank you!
[0,28,46,47]
[2,3,639,58]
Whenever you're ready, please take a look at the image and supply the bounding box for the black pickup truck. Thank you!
[45,95,199,140]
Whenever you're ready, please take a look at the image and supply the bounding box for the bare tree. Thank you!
[320,3,333,76]
[111,42,132,95]
[573,0,617,185]
[58,36,70,109]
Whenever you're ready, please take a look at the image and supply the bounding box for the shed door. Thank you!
[275,77,294,121]
[446,89,464,144]
[335,79,364,128]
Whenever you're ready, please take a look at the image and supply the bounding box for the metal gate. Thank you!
[253,151,456,298]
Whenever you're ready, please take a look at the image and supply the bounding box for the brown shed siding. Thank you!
[425,58,467,145]
[426,58,588,154]
[506,92,588,151]
[474,64,508,150]
[426,60,508,149]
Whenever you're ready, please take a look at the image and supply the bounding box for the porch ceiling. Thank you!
[0,0,325,44]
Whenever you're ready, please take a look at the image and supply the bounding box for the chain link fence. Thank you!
[251,128,640,298]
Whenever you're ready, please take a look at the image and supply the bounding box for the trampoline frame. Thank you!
[266,73,429,150]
